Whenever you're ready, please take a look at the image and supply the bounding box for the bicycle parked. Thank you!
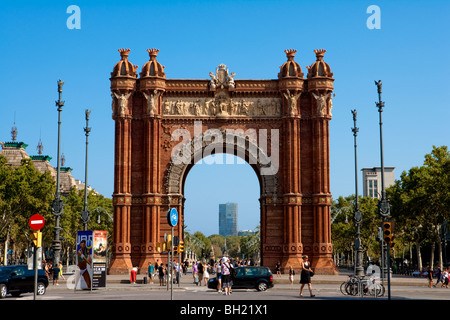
[340,275,385,297]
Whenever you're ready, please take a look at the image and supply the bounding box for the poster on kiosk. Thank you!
[76,230,107,289]
[92,230,108,288]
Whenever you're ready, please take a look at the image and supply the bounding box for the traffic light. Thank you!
[173,246,178,254]
[156,242,161,252]
[383,222,393,245]
[178,241,184,253]
[30,230,42,247]
[166,234,172,250]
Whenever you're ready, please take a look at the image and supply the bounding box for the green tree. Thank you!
[331,195,382,266]
[55,188,113,265]
[0,156,55,262]
[239,226,260,262]
[388,145,450,270]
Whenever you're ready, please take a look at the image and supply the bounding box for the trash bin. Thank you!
[144,276,148,284]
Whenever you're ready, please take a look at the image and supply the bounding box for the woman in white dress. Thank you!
[203,264,210,286]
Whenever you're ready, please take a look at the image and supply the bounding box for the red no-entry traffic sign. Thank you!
[29,214,45,230]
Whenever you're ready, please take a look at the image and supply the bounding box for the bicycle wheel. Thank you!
[340,282,348,295]
[361,281,370,295]
[369,283,385,297]
[346,282,358,296]
[376,283,385,297]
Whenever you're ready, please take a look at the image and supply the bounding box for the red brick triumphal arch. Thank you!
[108,48,337,274]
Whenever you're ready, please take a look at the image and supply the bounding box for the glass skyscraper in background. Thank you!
[219,202,238,237]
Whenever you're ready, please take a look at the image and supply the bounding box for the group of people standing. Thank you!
[146,259,187,286]
[43,260,65,286]
[191,260,211,286]
[190,257,234,295]
[144,255,315,297]
[428,265,450,288]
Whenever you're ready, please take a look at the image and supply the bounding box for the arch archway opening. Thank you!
[183,153,262,264]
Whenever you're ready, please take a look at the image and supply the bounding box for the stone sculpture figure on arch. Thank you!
[312,91,332,117]
[112,91,132,117]
[283,89,301,116]
[142,89,161,116]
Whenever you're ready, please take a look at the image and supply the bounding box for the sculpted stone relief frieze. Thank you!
[162,96,281,117]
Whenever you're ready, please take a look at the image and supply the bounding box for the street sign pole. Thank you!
[171,225,173,301]
[29,214,44,301]
[167,208,178,301]
[34,244,38,300]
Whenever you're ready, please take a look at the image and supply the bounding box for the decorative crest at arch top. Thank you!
[209,64,236,89]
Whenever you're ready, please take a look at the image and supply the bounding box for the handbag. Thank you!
[309,270,315,277]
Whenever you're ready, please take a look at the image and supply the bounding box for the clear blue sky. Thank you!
[1,1,449,236]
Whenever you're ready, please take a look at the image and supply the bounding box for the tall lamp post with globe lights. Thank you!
[351,109,364,277]
[375,80,391,300]
[51,80,65,268]
[81,109,91,230]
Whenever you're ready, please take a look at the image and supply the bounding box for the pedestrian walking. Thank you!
[221,257,233,295]
[198,262,204,286]
[299,255,315,297]
[441,268,449,288]
[58,262,65,281]
[275,261,281,277]
[192,261,199,285]
[288,266,295,285]
[203,263,210,286]
[175,262,181,284]
[183,259,189,275]
[130,266,137,284]
[216,260,222,293]
[434,266,442,287]
[427,266,433,288]
[148,262,154,284]
[52,263,60,285]
[158,263,165,286]
[46,262,53,280]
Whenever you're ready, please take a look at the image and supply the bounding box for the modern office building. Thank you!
[219,202,238,237]
[361,167,395,199]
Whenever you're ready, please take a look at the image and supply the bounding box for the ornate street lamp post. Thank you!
[351,110,364,277]
[375,80,391,299]
[81,109,91,230]
[375,80,391,220]
[51,80,65,268]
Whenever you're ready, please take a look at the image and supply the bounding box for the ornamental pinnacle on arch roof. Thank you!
[111,48,138,78]
[140,48,166,78]
[278,49,303,79]
[307,48,333,79]
[284,49,297,60]
[147,48,159,57]
[119,48,131,59]
[314,49,326,60]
